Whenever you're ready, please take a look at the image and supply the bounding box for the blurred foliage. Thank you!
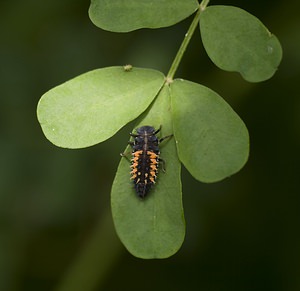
[0,0,300,290]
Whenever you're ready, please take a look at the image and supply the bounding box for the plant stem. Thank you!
[54,209,122,291]
[200,0,210,11]
[166,0,210,81]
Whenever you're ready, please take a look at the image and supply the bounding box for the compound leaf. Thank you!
[37,67,164,148]
[111,85,185,259]
[171,79,249,183]
[89,0,199,32]
[200,5,282,82]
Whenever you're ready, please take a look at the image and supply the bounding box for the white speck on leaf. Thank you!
[267,46,273,54]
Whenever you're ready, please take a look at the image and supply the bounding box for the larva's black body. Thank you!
[127,126,170,199]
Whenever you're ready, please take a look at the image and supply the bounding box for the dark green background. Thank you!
[1,0,299,290]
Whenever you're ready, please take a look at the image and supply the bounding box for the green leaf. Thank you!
[89,0,199,32]
[111,85,185,259]
[37,67,165,148]
[200,5,282,82]
[171,79,249,183]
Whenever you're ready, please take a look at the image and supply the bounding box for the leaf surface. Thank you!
[171,79,249,182]
[200,5,282,82]
[111,85,185,259]
[37,67,164,148]
[89,0,199,32]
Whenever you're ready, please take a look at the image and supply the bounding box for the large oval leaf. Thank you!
[171,79,249,183]
[37,67,165,148]
[89,0,199,32]
[200,5,282,82]
[111,85,185,259]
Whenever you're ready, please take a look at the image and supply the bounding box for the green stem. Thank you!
[54,209,122,291]
[166,0,210,81]
[200,0,210,11]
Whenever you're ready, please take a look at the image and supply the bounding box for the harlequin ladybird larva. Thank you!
[122,125,172,199]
